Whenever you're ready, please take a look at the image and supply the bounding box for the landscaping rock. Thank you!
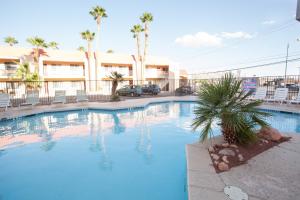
[218,148,236,156]
[211,153,220,160]
[258,127,282,142]
[238,154,244,162]
[222,143,229,147]
[229,144,238,148]
[208,146,215,153]
[222,155,229,163]
[218,162,229,171]
[214,161,219,166]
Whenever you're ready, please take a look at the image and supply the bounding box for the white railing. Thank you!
[145,69,169,78]
[44,65,84,77]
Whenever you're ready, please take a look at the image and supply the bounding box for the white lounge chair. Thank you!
[249,87,267,100]
[265,88,288,104]
[76,90,88,102]
[20,90,40,106]
[52,90,66,104]
[0,93,10,111]
[286,92,300,104]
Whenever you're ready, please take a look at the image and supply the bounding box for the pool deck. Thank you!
[0,96,198,120]
[1,96,300,120]
[186,133,300,200]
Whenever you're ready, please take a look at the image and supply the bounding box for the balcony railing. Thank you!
[44,66,84,77]
[145,70,169,78]
[0,69,16,77]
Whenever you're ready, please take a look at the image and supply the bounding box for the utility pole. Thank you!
[284,43,289,87]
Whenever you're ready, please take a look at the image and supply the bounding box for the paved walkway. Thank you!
[0,96,198,120]
[186,133,300,200]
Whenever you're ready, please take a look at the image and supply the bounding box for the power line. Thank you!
[189,57,300,75]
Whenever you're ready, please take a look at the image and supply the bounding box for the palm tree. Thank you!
[77,46,86,52]
[130,24,144,81]
[48,41,59,49]
[4,36,18,46]
[192,73,270,144]
[108,71,124,96]
[89,5,107,52]
[140,12,153,80]
[80,30,95,84]
[26,36,48,72]
[15,62,40,89]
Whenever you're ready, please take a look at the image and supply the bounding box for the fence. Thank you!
[1,75,299,107]
[0,79,179,106]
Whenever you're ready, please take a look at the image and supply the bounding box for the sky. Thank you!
[1,0,300,76]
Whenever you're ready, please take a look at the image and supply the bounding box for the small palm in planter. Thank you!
[192,73,270,144]
[108,71,124,101]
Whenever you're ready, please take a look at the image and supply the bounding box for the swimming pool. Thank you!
[0,102,299,200]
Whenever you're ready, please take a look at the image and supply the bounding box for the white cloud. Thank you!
[175,32,222,48]
[261,20,276,25]
[220,31,254,39]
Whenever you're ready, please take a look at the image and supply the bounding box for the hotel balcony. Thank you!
[0,63,18,78]
[145,69,169,79]
[43,65,85,79]
[99,66,133,79]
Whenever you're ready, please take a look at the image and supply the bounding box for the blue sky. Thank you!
[1,0,300,76]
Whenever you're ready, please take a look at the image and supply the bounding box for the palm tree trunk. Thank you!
[136,35,141,83]
[96,19,101,90]
[34,48,39,73]
[88,41,92,90]
[112,81,118,95]
[142,23,149,84]
[221,121,237,144]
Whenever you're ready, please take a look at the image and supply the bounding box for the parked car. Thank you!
[175,85,193,96]
[141,84,161,95]
[286,84,299,92]
[116,85,142,96]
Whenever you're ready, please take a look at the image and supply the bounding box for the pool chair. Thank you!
[76,90,88,102]
[265,88,288,104]
[0,93,10,111]
[52,90,66,104]
[285,92,300,104]
[20,90,40,107]
[248,87,267,101]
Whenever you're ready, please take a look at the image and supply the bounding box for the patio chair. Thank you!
[249,87,267,100]
[76,90,88,102]
[52,90,66,104]
[265,88,288,104]
[0,93,10,111]
[20,90,40,106]
[285,92,300,104]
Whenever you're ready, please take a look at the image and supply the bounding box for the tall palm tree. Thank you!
[89,6,107,52]
[192,73,270,144]
[80,30,95,84]
[108,71,124,96]
[77,46,86,52]
[4,36,18,46]
[26,36,48,72]
[140,12,153,80]
[130,24,144,81]
[48,41,59,49]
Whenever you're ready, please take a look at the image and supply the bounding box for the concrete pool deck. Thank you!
[0,96,198,120]
[1,96,300,120]
[186,133,300,200]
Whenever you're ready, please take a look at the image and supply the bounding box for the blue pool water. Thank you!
[0,102,299,200]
